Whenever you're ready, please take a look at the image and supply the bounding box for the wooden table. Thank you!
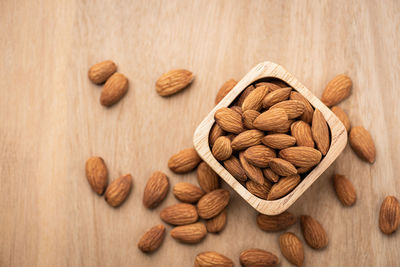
[1,0,399,266]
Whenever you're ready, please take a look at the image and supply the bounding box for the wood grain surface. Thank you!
[1,0,399,266]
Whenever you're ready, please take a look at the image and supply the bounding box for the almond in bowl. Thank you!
[193,61,347,215]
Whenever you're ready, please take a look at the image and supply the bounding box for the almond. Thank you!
[300,215,328,249]
[85,156,108,195]
[231,106,243,116]
[263,168,280,183]
[262,87,292,108]
[289,91,314,123]
[279,146,322,168]
[256,211,297,232]
[231,130,264,150]
[173,182,205,203]
[242,85,269,111]
[104,174,132,207]
[215,79,237,104]
[243,110,261,129]
[262,134,296,150]
[223,156,247,182]
[349,126,376,163]
[160,203,198,225]
[155,69,193,96]
[215,107,245,134]
[253,108,289,131]
[142,171,169,209]
[270,100,305,119]
[100,72,129,106]
[279,232,304,267]
[268,80,288,89]
[195,251,233,267]
[243,145,276,168]
[291,121,315,147]
[311,109,330,155]
[239,152,264,184]
[255,82,279,88]
[137,224,165,253]
[331,106,351,132]
[379,196,400,235]
[321,74,352,107]
[296,166,312,174]
[269,158,297,176]
[205,209,227,233]
[170,222,207,244]
[332,174,356,206]
[236,85,256,107]
[88,60,117,84]
[239,248,280,267]
[212,136,232,161]
[168,148,201,173]
[197,162,220,192]
[197,189,230,219]
[209,123,225,147]
[269,119,294,134]
[267,175,300,200]
[246,179,272,199]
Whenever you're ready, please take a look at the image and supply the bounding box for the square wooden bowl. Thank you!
[193,61,348,215]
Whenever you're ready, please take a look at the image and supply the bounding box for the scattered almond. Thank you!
[262,87,292,108]
[100,72,129,106]
[267,175,301,200]
[379,196,400,235]
[242,85,269,111]
[168,148,201,173]
[262,134,296,150]
[197,162,220,192]
[256,212,297,232]
[331,106,351,132]
[270,100,305,119]
[349,126,376,163]
[321,74,352,107]
[279,232,304,267]
[311,109,330,155]
[195,251,233,267]
[215,107,245,134]
[156,69,193,96]
[85,156,108,195]
[197,189,230,219]
[246,180,272,199]
[88,60,117,84]
[160,203,198,225]
[171,222,207,244]
[215,79,237,104]
[137,224,165,253]
[173,182,205,203]
[279,146,322,168]
[332,174,356,206]
[300,215,328,249]
[239,248,280,267]
[205,209,227,233]
[263,168,280,183]
[239,152,265,185]
[290,91,313,123]
[269,158,297,177]
[104,174,132,207]
[253,108,289,131]
[243,145,276,168]
[291,121,314,147]
[223,156,247,182]
[212,136,232,161]
[231,130,264,150]
[243,110,261,129]
[142,171,169,209]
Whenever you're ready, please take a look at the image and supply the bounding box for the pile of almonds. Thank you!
[211,79,330,200]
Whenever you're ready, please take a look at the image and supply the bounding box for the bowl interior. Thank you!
[193,61,347,215]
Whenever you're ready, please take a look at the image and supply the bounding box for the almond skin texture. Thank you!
[212,136,232,161]
[231,130,264,151]
[262,87,292,108]
[142,171,169,209]
[100,72,129,106]
[270,100,305,119]
[104,174,132,207]
[239,152,264,184]
[195,251,233,267]
[262,134,296,150]
[160,203,198,225]
[205,209,227,233]
[197,189,230,219]
[231,106,243,116]
[242,85,269,111]
[215,107,245,134]
[137,224,166,253]
[156,69,193,96]
[173,182,205,203]
[290,91,314,123]
[269,158,297,176]
[239,248,280,267]
[267,175,300,200]
[88,60,117,84]
[349,126,376,163]
[291,121,315,148]
[168,148,201,173]
[268,80,287,89]
[321,74,352,107]
[331,106,351,132]
[379,196,400,235]
[209,123,225,147]
[269,119,294,134]
[215,79,237,104]
[257,212,297,232]
[279,146,322,168]
[253,108,289,131]
[170,222,207,244]
[300,215,328,249]
[243,145,276,168]
[197,162,220,192]
[223,156,247,182]
[85,156,108,195]
[311,109,330,155]
[263,168,280,183]
[246,180,272,199]
[279,232,304,267]
[236,85,256,107]
[332,174,356,206]
[243,110,261,129]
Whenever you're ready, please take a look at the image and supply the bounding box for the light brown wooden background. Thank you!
[1,0,399,266]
